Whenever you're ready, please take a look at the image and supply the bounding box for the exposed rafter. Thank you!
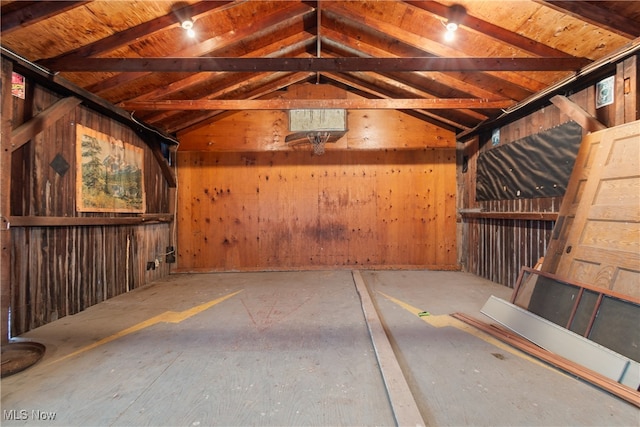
[1,0,637,134]
[538,1,640,38]
[0,1,88,34]
[40,1,234,62]
[405,1,576,58]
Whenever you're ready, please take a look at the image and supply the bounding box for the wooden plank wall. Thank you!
[464,213,557,287]
[459,55,638,287]
[9,83,173,335]
[176,149,457,271]
[177,82,457,271]
[459,106,580,287]
[11,223,170,334]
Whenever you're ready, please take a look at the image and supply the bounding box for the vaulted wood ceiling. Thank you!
[2,0,639,137]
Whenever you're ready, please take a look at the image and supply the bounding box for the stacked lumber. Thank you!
[451,312,640,408]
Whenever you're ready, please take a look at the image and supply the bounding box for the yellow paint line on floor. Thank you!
[47,289,244,365]
[377,291,552,370]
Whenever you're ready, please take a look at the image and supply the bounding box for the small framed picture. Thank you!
[491,128,500,146]
[595,76,614,109]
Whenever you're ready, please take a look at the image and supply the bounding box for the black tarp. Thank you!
[476,121,583,201]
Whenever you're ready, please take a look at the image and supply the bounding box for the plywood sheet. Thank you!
[176,150,457,271]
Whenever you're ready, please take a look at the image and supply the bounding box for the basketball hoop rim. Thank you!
[307,131,330,155]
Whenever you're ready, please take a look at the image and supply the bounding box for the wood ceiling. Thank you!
[1,0,639,138]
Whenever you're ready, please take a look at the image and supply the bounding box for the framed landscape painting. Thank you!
[76,124,146,213]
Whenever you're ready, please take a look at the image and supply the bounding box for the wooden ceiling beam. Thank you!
[322,73,473,130]
[328,69,490,123]
[314,54,494,123]
[83,2,315,94]
[319,28,522,101]
[118,33,317,105]
[319,21,536,103]
[168,73,315,134]
[130,34,318,125]
[405,1,574,58]
[41,56,591,73]
[343,72,490,121]
[324,2,550,92]
[139,71,303,123]
[0,1,88,34]
[1,48,178,145]
[41,1,234,62]
[538,1,640,38]
[119,98,514,111]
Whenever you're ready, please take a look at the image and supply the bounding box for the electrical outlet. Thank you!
[146,261,155,271]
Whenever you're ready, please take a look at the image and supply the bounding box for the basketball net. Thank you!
[307,131,331,155]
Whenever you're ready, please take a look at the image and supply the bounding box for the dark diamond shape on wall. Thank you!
[50,154,70,177]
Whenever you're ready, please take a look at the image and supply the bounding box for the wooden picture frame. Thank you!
[76,124,146,213]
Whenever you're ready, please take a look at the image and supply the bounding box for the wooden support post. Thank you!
[1,58,14,342]
[617,54,638,124]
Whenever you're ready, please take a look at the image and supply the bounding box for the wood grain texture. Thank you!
[11,97,82,151]
[44,56,590,73]
[457,81,621,287]
[7,83,174,335]
[553,120,640,298]
[352,270,426,427]
[1,57,14,342]
[177,83,455,152]
[176,149,457,271]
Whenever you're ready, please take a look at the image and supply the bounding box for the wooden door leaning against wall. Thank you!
[542,120,640,299]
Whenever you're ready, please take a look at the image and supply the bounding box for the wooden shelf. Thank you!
[459,211,558,221]
[8,214,173,227]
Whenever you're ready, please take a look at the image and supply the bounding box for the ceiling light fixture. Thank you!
[444,21,457,41]
[443,4,466,42]
[181,19,195,38]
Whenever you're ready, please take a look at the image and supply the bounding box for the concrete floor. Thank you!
[1,270,638,426]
